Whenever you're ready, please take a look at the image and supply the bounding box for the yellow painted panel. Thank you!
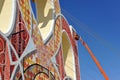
[62,32,76,80]
[35,0,54,41]
[0,0,12,33]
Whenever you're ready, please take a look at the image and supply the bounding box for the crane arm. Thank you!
[74,33,109,80]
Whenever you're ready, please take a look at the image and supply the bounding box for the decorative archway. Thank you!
[62,31,76,80]
[35,0,54,41]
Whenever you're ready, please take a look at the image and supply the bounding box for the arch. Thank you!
[35,0,54,41]
[62,31,76,80]
[0,0,16,35]
[19,64,55,80]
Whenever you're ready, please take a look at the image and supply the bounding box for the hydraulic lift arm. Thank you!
[74,33,109,80]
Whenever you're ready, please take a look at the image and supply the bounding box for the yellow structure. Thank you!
[62,31,76,80]
[0,0,13,33]
[0,0,80,80]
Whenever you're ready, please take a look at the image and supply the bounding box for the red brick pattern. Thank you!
[56,47,66,79]
[18,0,31,30]
[54,16,62,52]
[0,35,10,80]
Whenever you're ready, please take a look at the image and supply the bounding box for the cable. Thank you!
[81,71,98,80]
[61,8,120,56]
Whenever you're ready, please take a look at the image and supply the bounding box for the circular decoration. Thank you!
[18,64,55,80]
[34,73,49,80]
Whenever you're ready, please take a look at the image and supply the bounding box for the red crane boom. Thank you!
[74,33,109,80]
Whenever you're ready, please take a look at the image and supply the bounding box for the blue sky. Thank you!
[60,0,120,80]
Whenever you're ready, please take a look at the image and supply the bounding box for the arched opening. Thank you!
[62,32,76,80]
[35,0,54,41]
[0,0,13,33]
